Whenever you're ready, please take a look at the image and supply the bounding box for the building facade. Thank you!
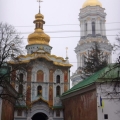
[12,8,72,120]
[71,0,113,86]
[62,65,120,120]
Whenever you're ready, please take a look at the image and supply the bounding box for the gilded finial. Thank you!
[37,0,43,13]
[65,47,69,60]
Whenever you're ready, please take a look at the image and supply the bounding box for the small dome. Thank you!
[28,29,50,45]
[35,13,44,20]
[82,0,102,8]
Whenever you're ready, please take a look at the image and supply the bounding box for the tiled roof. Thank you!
[62,64,120,97]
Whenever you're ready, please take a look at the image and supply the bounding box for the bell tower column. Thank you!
[102,20,106,37]
[81,20,85,37]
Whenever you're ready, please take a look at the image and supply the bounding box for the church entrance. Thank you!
[32,113,48,120]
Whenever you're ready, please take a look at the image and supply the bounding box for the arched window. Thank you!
[19,73,23,82]
[37,70,44,82]
[18,84,23,95]
[56,86,60,96]
[56,75,60,83]
[37,85,42,96]
[85,23,87,36]
[92,22,96,36]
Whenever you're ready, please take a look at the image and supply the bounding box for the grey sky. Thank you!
[0,0,120,75]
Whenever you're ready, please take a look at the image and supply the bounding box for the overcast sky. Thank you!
[0,0,120,76]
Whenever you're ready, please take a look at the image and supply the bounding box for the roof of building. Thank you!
[82,0,102,8]
[62,64,120,97]
[9,49,72,67]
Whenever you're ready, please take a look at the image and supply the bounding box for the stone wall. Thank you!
[1,99,14,120]
[62,90,97,120]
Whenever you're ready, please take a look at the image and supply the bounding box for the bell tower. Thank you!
[71,0,113,86]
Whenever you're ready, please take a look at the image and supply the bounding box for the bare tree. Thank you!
[0,22,24,103]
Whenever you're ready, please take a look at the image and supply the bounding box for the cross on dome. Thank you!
[37,0,43,13]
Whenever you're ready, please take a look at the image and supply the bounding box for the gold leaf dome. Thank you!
[27,12,50,46]
[35,13,44,20]
[28,29,50,45]
[82,0,102,8]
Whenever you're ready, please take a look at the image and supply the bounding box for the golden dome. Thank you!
[82,0,102,8]
[35,13,44,20]
[28,29,50,45]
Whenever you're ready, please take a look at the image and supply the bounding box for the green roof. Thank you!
[62,64,120,97]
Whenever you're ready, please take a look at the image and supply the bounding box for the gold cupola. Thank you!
[82,0,102,8]
[28,11,50,45]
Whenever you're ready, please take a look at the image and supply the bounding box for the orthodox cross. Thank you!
[66,47,68,60]
[37,0,43,13]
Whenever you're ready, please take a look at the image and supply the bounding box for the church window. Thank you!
[39,23,40,28]
[92,22,96,36]
[82,55,85,67]
[100,22,102,35]
[56,110,60,117]
[37,70,44,82]
[56,86,60,96]
[37,23,39,28]
[17,110,22,116]
[18,84,23,95]
[104,114,108,119]
[19,73,23,83]
[37,85,42,96]
[85,23,87,36]
[56,75,60,83]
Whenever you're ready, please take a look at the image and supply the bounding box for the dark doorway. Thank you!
[32,113,48,120]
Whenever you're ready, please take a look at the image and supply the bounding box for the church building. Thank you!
[71,0,113,86]
[12,5,72,120]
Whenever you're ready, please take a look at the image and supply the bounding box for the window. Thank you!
[56,110,60,117]
[56,86,60,96]
[19,73,23,83]
[17,110,22,116]
[100,22,102,35]
[104,114,108,119]
[82,55,85,67]
[56,75,60,83]
[18,84,23,95]
[37,85,42,96]
[92,22,96,36]
[37,70,44,82]
[85,23,87,36]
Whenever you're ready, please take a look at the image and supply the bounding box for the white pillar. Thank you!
[81,21,85,37]
[77,53,79,68]
[102,20,106,36]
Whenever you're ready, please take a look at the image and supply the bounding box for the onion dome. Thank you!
[28,29,50,45]
[27,13,50,45]
[82,0,102,8]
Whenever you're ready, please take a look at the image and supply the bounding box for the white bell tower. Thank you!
[71,0,113,86]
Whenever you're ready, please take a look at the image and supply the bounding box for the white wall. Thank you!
[97,84,120,120]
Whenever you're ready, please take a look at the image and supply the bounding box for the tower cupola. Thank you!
[26,2,52,55]
[82,0,102,8]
